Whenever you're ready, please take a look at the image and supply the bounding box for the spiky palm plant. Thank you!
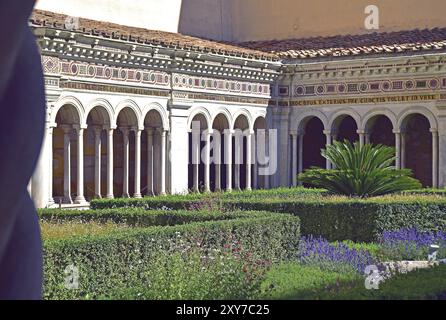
[298,140,421,197]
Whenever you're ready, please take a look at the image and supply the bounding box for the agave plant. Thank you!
[298,140,421,197]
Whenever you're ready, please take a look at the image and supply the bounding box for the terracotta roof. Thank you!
[239,28,446,59]
[30,10,278,61]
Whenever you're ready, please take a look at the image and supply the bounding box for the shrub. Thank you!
[258,263,361,300]
[260,263,446,300]
[38,208,264,227]
[224,196,446,242]
[318,265,446,300]
[298,141,421,197]
[42,211,300,299]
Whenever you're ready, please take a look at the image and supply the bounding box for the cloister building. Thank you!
[28,5,446,208]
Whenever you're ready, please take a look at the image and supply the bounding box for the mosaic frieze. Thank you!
[171,73,271,97]
[287,77,445,98]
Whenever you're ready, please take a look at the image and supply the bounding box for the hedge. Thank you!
[90,195,446,242]
[43,211,300,299]
[259,262,446,300]
[38,208,267,227]
[226,198,446,242]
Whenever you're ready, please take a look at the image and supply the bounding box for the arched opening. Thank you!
[143,109,165,195]
[115,107,139,197]
[253,116,267,189]
[188,113,209,192]
[333,115,358,143]
[233,114,250,190]
[53,104,81,204]
[85,106,111,200]
[302,117,326,170]
[366,115,395,147]
[401,114,432,187]
[211,114,230,192]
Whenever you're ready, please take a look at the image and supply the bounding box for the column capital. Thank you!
[393,129,402,134]
[289,131,297,138]
[323,129,333,136]
[430,128,439,134]
[157,128,168,136]
[120,126,130,135]
[93,125,103,135]
[59,124,73,134]
[356,129,366,135]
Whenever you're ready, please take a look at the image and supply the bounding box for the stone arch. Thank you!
[293,110,329,132]
[211,107,233,129]
[52,96,84,125]
[142,102,169,130]
[328,109,361,132]
[187,107,212,130]
[232,109,253,131]
[361,109,397,132]
[114,99,142,129]
[84,98,114,128]
[397,106,438,131]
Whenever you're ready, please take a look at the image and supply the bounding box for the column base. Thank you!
[133,193,142,199]
[146,191,154,197]
[159,191,166,196]
[63,196,73,204]
[48,198,55,206]
[122,193,130,198]
[106,194,114,199]
[95,194,102,199]
[74,196,87,204]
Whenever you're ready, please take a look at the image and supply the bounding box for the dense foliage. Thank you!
[42,211,300,299]
[259,263,446,300]
[298,141,421,197]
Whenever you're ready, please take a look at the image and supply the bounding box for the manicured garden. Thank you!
[40,142,446,300]
[39,189,446,300]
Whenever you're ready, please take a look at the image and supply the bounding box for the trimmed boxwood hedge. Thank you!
[43,211,300,300]
[90,195,446,242]
[38,208,266,227]
[225,198,446,242]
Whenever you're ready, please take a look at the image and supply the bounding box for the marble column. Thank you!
[204,130,211,192]
[264,131,270,189]
[365,133,371,145]
[61,125,72,204]
[74,126,86,204]
[245,131,252,191]
[431,129,439,188]
[252,132,258,190]
[146,128,154,196]
[159,129,167,195]
[290,132,298,187]
[298,132,304,186]
[133,128,142,198]
[94,127,102,198]
[400,131,406,169]
[358,130,365,147]
[394,130,401,169]
[324,130,332,170]
[106,128,114,199]
[214,131,222,192]
[234,132,242,191]
[121,127,130,198]
[225,129,233,191]
[192,130,200,193]
[47,126,55,206]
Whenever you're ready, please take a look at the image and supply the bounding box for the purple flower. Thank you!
[298,236,376,274]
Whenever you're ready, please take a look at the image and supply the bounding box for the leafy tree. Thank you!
[298,140,421,197]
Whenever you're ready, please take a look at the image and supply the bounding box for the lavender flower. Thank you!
[380,228,446,261]
[298,236,376,274]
